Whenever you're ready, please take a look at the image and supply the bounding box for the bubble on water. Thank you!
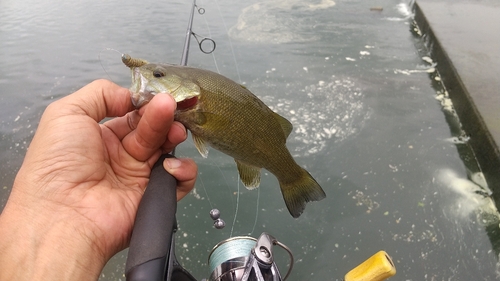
[396,3,412,17]
[383,3,414,22]
[394,63,436,75]
[264,76,370,156]
[444,135,470,144]
[229,0,335,44]
[437,168,499,223]
[422,56,434,64]
[435,90,455,112]
[470,172,490,192]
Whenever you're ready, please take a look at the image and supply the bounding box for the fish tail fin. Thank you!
[280,169,326,218]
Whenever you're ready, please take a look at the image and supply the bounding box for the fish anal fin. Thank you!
[272,112,293,138]
[192,134,209,158]
[235,160,261,189]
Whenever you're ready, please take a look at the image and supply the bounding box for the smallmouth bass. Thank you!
[123,54,326,218]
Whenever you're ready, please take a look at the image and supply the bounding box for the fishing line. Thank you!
[198,170,214,210]
[98,48,122,80]
[249,187,260,236]
[199,0,221,74]
[213,0,242,83]
[230,174,241,238]
[210,0,261,236]
[182,0,257,236]
[215,163,236,212]
[201,160,236,210]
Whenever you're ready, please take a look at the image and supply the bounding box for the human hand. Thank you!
[0,79,197,281]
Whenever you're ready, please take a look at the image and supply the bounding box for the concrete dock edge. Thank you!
[413,2,500,203]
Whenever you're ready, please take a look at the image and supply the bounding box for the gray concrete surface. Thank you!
[414,0,500,202]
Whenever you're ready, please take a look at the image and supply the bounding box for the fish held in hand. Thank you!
[123,55,326,218]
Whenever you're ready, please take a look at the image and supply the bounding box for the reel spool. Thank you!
[207,233,293,281]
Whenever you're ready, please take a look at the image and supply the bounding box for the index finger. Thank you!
[56,79,134,121]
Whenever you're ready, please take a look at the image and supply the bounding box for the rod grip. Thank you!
[344,251,396,281]
[125,154,178,281]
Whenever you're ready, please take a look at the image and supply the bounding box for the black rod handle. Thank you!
[126,154,178,281]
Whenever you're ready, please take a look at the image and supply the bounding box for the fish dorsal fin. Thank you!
[235,160,261,189]
[272,112,293,138]
[192,134,209,158]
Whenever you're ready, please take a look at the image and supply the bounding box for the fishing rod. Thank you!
[125,1,213,280]
[124,0,396,280]
[180,0,196,66]
[181,0,215,66]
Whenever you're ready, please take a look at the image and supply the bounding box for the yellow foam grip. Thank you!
[344,251,396,281]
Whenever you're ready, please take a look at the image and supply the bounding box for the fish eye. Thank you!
[153,69,165,78]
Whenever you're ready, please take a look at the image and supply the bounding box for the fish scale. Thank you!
[125,59,326,218]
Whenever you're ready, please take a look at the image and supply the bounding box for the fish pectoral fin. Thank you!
[272,112,293,139]
[235,160,261,190]
[192,134,209,158]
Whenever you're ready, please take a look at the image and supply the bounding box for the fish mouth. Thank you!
[130,67,163,108]
[132,91,198,109]
[131,89,198,109]
[129,68,148,108]
[176,96,199,110]
[129,66,200,109]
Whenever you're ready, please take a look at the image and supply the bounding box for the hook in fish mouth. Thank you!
[127,61,201,109]
[122,53,148,68]
[130,67,155,108]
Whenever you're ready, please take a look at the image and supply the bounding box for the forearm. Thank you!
[0,199,105,281]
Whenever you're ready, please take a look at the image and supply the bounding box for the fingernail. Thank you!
[164,158,181,169]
